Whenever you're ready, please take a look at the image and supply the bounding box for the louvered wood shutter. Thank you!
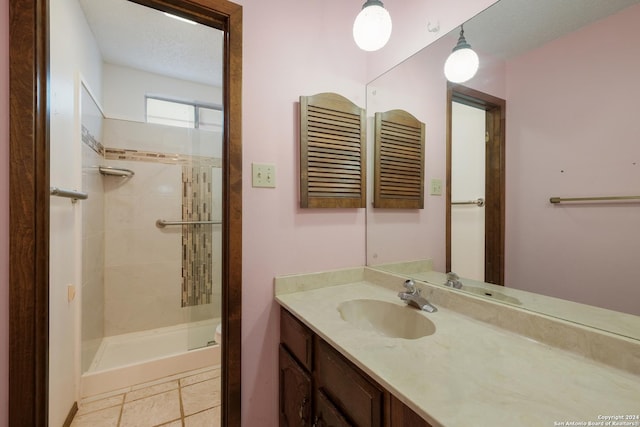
[373,110,425,209]
[300,93,366,208]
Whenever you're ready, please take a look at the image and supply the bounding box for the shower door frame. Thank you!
[7,0,243,425]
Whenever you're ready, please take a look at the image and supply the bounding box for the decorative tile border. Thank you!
[105,148,221,168]
[181,165,214,307]
[82,125,105,156]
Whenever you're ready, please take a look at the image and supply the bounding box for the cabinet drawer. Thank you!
[315,339,383,427]
[281,308,313,371]
[279,345,312,427]
[314,389,353,427]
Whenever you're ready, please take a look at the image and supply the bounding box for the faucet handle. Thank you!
[446,272,459,281]
[403,279,415,291]
[403,279,419,295]
[445,271,463,289]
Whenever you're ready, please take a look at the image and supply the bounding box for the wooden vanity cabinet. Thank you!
[389,395,432,426]
[280,309,314,426]
[279,345,312,426]
[280,307,432,427]
[281,308,314,371]
[313,389,352,427]
[315,338,383,427]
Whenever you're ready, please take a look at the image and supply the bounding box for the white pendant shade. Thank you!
[444,47,479,83]
[353,2,392,52]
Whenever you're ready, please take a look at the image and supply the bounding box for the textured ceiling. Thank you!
[463,0,640,59]
[79,0,639,87]
[79,0,223,87]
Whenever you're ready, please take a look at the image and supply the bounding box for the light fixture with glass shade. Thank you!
[353,0,392,52]
[444,25,479,83]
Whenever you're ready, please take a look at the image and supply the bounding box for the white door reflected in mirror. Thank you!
[451,102,486,282]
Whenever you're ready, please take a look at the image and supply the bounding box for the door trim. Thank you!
[8,1,242,425]
[446,83,505,285]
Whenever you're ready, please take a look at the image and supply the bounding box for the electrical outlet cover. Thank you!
[430,178,442,196]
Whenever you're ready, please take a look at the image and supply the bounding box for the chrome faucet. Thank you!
[445,272,463,289]
[398,280,437,313]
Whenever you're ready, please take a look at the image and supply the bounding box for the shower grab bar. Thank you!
[156,219,222,228]
[452,197,484,207]
[99,166,135,177]
[50,187,88,203]
[550,195,640,204]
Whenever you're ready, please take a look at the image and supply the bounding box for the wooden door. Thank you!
[446,84,506,285]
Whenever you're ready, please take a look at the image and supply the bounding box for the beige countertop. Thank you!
[372,260,640,342]
[275,270,640,427]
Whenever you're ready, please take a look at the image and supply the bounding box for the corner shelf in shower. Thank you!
[99,166,135,178]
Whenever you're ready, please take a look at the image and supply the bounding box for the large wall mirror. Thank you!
[366,0,640,341]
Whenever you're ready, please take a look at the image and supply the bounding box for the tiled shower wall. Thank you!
[102,118,222,336]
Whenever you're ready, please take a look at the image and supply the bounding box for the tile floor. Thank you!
[71,366,221,427]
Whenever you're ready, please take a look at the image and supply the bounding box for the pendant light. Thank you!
[444,25,479,83]
[353,0,392,52]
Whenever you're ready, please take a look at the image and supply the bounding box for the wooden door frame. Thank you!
[8,0,242,425]
[446,83,505,285]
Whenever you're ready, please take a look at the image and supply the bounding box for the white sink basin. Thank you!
[337,299,436,339]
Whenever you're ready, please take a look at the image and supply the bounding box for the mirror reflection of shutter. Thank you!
[374,110,425,209]
[300,93,366,208]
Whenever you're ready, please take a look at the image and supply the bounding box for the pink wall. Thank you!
[0,0,9,424]
[238,0,367,424]
[505,4,640,315]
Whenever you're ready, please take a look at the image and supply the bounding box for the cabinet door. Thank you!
[281,308,313,370]
[389,395,433,427]
[280,345,312,427]
[313,389,353,427]
[315,339,383,427]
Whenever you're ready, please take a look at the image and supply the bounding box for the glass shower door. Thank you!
[181,101,225,352]
[76,0,226,373]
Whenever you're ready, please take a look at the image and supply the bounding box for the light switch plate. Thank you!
[252,163,276,188]
[429,178,442,196]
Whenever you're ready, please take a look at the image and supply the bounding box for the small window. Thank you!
[147,98,195,128]
[146,97,222,130]
[198,107,223,132]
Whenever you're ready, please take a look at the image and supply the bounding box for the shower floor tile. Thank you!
[71,365,221,427]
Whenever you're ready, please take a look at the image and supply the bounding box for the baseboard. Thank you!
[62,402,78,427]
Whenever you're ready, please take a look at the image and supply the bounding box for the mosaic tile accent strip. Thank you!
[82,125,105,156]
[105,148,221,168]
[181,165,214,307]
